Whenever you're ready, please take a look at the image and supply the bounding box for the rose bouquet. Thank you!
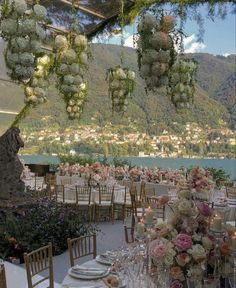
[129,167,142,182]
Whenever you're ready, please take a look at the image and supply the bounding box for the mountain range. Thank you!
[0,43,235,136]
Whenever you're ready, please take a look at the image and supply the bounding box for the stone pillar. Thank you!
[0,127,25,199]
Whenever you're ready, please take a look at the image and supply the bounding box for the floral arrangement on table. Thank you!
[137,14,175,89]
[168,57,197,108]
[106,66,135,113]
[188,167,214,200]
[165,170,185,184]
[129,167,143,182]
[149,188,234,287]
[0,0,52,105]
[113,166,126,180]
[54,33,88,119]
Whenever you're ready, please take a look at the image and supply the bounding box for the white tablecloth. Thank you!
[61,259,117,288]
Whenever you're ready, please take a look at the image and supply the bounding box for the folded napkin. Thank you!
[71,265,107,276]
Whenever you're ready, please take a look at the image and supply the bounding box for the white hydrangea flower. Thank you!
[74,35,87,50]
[30,40,41,53]
[24,86,34,97]
[115,68,126,80]
[34,87,46,98]
[19,19,36,35]
[37,55,50,66]
[127,70,135,80]
[35,23,46,40]
[61,49,76,64]
[1,19,17,35]
[19,52,34,66]
[57,64,69,75]
[6,52,20,66]
[14,0,27,15]
[79,52,87,65]
[72,74,82,85]
[11,37,29,52]
[54,35,68,51]
[70,63,80,75]
[33,4,47,20]
[63,75,74,85]
[15,65,34,79]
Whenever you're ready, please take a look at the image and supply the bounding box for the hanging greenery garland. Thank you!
[168,57,197,108]
[0,0,51,105]
[137,13,176,90]
[54,34,88,120]
[106,0,136,113]
[107,66,135,113]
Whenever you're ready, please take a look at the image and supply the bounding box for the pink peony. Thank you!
[196,202,212,217]
[170,280,183,288]
[175,233,193,251]
[149,240,167,258]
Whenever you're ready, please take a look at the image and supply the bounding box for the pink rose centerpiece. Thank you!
[148,182,231,287]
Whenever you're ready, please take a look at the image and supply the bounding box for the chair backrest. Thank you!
[67,234,97,267]
[226,186,236,198]
[98,185,114,204]
[129,186,138,216]
[123,179,134,189]
[61,178,71,185]
[75,186,91,204]
[0,260,7,288]
[124,226,135,244]
[55,185,65,202]
[139,180,146,201]
[24,243,54,288]
[147,196,165,221]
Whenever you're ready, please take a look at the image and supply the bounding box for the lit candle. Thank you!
[137,220,145,237]
[211,214,222,231]
[145,206,154,224]
[231,232,236,251]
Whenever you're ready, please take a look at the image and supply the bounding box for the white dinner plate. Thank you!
[68,267,109,280]
[95,255,113,265]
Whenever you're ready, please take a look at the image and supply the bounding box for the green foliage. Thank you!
[112,156,131,167]
[205,167,230,187]
[59,154,95,165]
[0,199,98,261]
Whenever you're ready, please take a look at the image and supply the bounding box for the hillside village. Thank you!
[21,121,236,158]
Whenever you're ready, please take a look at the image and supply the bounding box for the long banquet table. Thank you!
[62,259,116,287]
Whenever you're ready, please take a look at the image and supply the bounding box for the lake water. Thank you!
[116,157,236,180]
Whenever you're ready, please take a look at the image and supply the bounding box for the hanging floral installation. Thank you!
[0,0,52,105]
[168,57,197,109]
[106,0,136,113]
[54,34,88,120]
[137,13,176,90]
[107,66,135,113]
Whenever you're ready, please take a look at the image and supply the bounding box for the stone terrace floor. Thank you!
[5,220,128,288]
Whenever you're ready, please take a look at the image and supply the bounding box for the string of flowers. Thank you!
[0,0,51,106]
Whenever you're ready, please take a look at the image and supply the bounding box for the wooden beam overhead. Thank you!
[59,0,107,19]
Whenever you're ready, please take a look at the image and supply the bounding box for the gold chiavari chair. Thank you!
[67,234,97,267]
[113,186,132,222]
[147,196,165,221]
[24,243,54,288]
[94,185,114,222]
[0,260,7,288]
[55,184,65,203]
[75,185,93,221]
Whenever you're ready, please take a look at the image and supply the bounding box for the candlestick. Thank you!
[210,215,222,232]
[145,206,154,224]
[137,220,145,237]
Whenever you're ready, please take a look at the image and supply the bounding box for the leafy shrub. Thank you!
[0,198,98,262]
[205,167,230,187]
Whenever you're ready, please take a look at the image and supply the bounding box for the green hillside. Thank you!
[0,44,235,135]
